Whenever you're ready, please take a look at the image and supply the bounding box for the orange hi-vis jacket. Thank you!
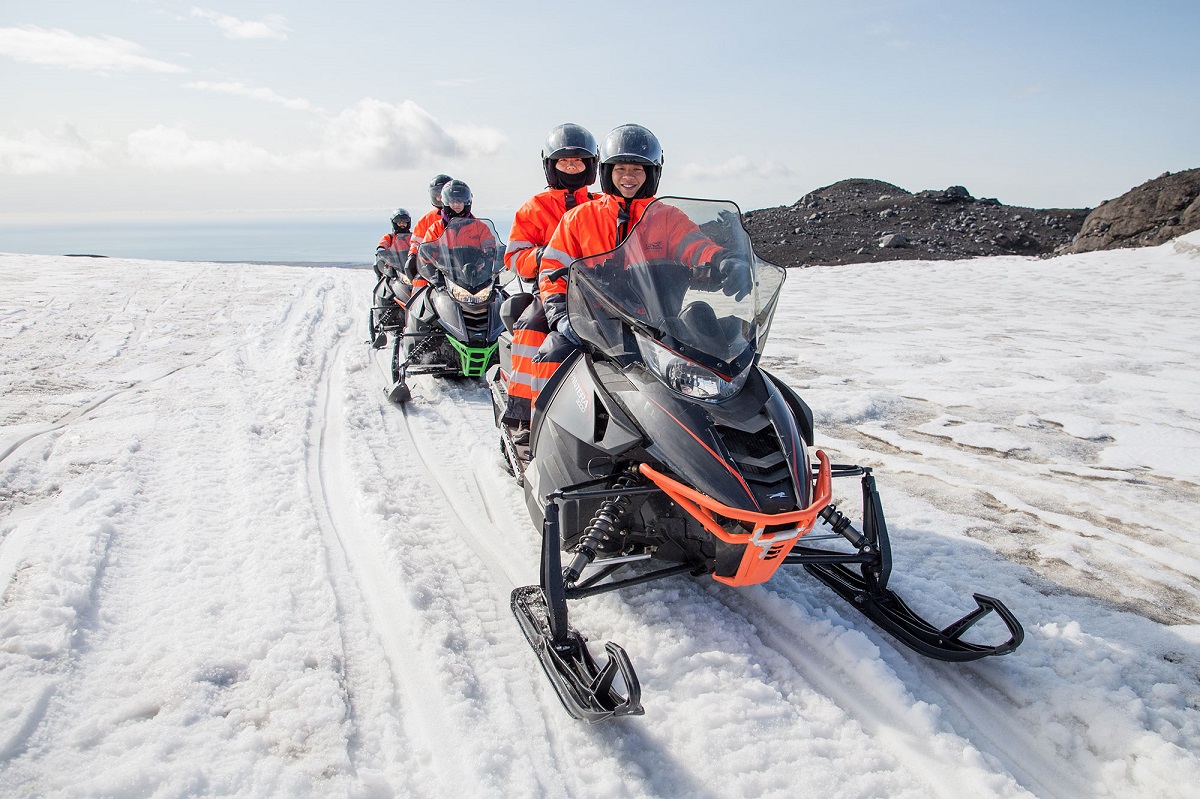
[374,231,412,280]
[537,194,725,329]
[408,208,443,252]
[504,186,594,415]
[405,208,444,288]
[377,231,412,255]
[505,187,595,282]
[409,215,499,285]
[414,215,498,252]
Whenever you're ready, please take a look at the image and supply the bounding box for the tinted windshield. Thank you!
[419,217,505,293]
[566,197,785,377]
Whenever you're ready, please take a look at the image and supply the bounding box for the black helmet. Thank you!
[541,123,598,190]
[440,179,472,216]
[428,174,452,207]
[390,207,411,231]
[598,124,663,198]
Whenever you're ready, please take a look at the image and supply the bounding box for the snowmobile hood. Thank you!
[610,366,811,514]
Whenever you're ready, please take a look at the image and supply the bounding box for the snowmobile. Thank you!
[368,250,414,349]
[382,217,507,404]
[491,197,1024,722]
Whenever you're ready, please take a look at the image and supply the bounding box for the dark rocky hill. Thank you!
[742,178,1089,267]
[1066,168,1200,253]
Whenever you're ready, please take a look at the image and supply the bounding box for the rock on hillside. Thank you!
[743,178,1089,267]
[1066,168,1200,253]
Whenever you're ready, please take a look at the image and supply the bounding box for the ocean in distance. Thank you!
[0,212,517,266]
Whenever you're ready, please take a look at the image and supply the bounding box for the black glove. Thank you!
[718,257,752,301]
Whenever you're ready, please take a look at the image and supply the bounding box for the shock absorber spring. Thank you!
[563,468,642,585]
[819,503,867,549]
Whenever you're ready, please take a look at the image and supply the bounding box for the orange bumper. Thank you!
[639,450,833,587]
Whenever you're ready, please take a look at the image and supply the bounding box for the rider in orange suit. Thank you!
[404,174,453,288]
[375,207,412,278]
[408,180,499,285]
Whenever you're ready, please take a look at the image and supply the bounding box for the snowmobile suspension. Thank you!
[563,468,642,586]
[818,503,867,549]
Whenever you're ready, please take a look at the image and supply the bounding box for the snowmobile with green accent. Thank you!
[385,216,506,403]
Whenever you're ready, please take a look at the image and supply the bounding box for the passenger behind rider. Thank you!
[405,174,454,288]
[407,179,500,287]
[530,123,752,408]
[501,123,600,438]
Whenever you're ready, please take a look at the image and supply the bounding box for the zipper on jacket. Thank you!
[616,199,631,244]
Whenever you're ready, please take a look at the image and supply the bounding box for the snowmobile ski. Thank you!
[511,586,643,722]
[512,500,642,721]
[793,465,1024,661]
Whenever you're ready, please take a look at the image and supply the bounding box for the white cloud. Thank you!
[7,98,504,174]
[0,26,186,72]
[321,98,505,169]
[126,125,292,171]
[0,126,107,174]
[678,155,792,182]
[184,81,315,111]
[190,8,289,40]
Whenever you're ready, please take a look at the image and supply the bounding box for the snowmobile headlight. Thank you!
[636,332,749,402]
[446,279,492,305]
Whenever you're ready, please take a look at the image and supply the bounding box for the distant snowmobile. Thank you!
[369,250,414,349]
[378,217,507,404]
[489,197,1023,721]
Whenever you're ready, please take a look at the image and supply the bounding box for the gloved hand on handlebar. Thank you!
[555,315,581,346]
[376,252,398,279]
[718,257,752,301]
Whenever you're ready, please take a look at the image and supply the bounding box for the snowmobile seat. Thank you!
[500,293,536,334]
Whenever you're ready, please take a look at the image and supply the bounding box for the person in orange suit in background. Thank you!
[404,174,453,288]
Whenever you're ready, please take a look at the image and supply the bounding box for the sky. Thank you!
[2,234,1200,796]
[1,1,1198,233]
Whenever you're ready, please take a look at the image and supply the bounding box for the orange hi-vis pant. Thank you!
[503,298,549,425]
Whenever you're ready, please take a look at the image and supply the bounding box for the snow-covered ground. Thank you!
[1,234,1199,798]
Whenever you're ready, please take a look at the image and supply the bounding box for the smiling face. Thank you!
[611,163,647,198]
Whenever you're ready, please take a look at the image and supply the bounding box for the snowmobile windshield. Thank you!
[418,217,505,294]
[566,197,785,385]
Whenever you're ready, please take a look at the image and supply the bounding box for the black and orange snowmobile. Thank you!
[491,197,1023,721]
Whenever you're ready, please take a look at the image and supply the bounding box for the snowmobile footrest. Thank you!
[805,563,1023,661]
[511,586,643,722]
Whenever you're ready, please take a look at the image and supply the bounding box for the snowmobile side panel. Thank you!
[432,292,468,340]
[763,369,815,448]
